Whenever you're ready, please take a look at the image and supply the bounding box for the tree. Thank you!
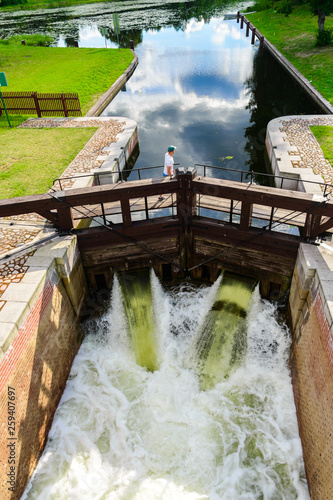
[308,0,333,31]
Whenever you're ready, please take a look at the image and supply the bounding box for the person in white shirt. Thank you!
[158,145,176,201]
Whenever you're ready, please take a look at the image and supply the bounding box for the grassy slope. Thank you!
[247,6,333,105]
[0,45,134,114]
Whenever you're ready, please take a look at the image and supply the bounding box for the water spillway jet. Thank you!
[118,269,159,372]
[186,275,256,390]
[21,276,309,499]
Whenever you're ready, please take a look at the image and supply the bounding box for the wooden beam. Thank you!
[240,201,253,231]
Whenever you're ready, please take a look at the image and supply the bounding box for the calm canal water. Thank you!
[0,0,320,179]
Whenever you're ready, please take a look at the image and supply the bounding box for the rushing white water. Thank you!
[22,272,310,500]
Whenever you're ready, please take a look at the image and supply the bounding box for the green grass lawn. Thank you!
[0,38,134,200]
[311,126,333,167]
[247,6,333,105]
[0,42,134,114]
[0,125,97,198]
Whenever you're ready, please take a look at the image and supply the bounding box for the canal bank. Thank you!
[237,13,333,115]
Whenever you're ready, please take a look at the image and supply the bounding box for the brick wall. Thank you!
[0,275,82,500]
[0,236,87,500]
[290,243,333,499]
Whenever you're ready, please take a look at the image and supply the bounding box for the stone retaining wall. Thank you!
[289,243,333,499]
[0,236,87,500]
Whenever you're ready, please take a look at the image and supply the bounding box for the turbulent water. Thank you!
[22,272,309,499]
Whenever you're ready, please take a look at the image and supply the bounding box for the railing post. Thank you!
[269,206,274,230]
[101,203,107,225]
[120,198,132,227]
[144,196,149,220]
[246,21,250,37]
[32,92,41,117]
[229,199,234,223]
[240,201,253,231]
[251,27,256,44]
[240,15,244,29]
[237,11,240,22]
[61,93,69,117]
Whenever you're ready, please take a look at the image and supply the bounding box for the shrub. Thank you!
[276,0,293,16]
[245,0,273,12]
[315,28,332,46]
[0,34,54,47]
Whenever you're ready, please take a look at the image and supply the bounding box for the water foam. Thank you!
[22,275,309,500]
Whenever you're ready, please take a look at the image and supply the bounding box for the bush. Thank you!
[276,0,293,16]
[0,34,54,47]
[315,28,332,46]
[245,0,273,12]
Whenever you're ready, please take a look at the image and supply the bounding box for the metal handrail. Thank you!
[52,162,333,194]
[194,163,333,194]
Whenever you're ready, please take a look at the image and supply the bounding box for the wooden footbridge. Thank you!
[1,170,333,298]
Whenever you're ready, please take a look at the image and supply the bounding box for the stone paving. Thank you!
[0,117,125,304]
[280,115,333,184]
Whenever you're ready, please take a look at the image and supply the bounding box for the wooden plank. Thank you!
[193,177,333,214]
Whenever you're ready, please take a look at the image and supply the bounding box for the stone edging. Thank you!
[85,49,139,117]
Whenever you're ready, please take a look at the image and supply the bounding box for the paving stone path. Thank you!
[280,115,333,184]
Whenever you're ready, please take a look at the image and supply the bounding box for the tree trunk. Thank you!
[318,10,326,31]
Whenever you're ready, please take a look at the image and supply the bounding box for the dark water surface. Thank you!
[0,0,321,178]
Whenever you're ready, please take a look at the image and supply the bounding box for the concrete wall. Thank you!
[289,242,333,499]
[0,235,88,500]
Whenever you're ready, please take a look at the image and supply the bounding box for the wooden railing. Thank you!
[0,91,82,117]
[237,11,264,48]
[0,171,333,240]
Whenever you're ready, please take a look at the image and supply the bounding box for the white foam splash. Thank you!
[22,277,309,500]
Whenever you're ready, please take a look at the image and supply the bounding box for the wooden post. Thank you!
[32,92,41,117]
[209,266,220,283]
[61,93,69,117]
[120,198,132,227]
[240,201,253,231]
[240,15,244,29]
[251,27,256,44]
[56,205,74,231]
[246,21,250,37]
[191,265,202,281]
[237,11,240,23]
